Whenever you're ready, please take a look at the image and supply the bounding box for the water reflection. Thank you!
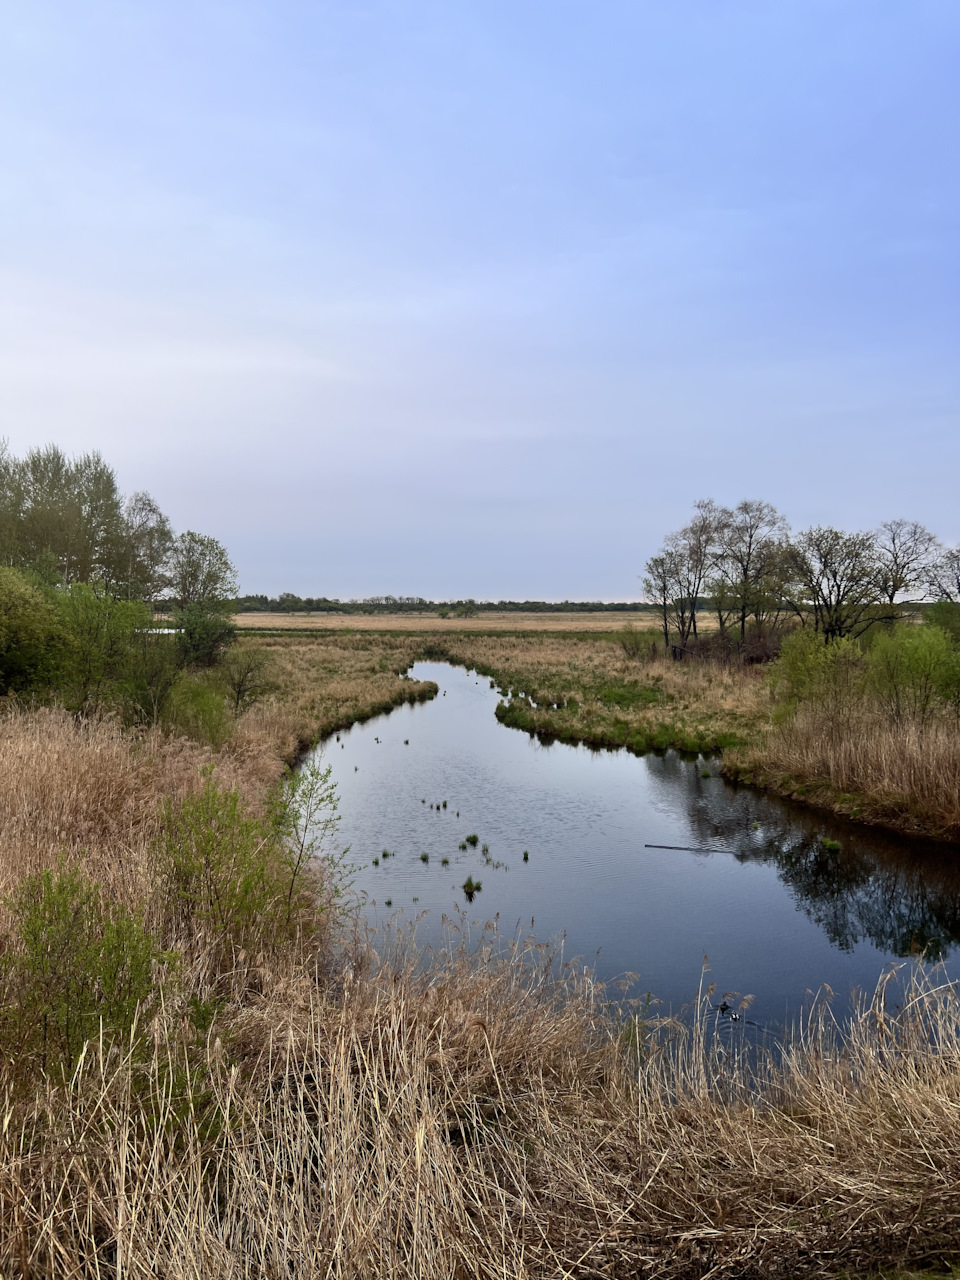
[318,662,960,1020]
[649,754,960,958]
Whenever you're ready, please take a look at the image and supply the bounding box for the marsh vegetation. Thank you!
[2,450,960,1276]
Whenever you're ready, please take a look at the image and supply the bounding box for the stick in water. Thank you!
[644,843,729,854]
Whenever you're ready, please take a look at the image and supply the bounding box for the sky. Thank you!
[1,2,957,599]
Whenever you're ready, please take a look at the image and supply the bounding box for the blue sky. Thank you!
[1,2,957,598]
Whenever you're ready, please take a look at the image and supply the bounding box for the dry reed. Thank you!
[731,707,960,839]
[1,931,959,1278]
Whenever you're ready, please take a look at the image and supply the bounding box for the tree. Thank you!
[167,532,238,610]
[708,500,790,640]
[0,567,65,693]
[874,519,941,605]
[16,446,125,586]
[927,545,960,604]
[783,526,894,641]
[118,491,173,603]
[642,500,719,647]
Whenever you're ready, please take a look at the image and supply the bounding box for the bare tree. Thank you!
[874,519,941,605]
[927,545,960,603]
[643,500,720,648]
[783,526,894,641]
[709,500,790,640]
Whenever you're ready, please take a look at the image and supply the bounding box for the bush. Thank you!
[56,581,154,715]
[0,566,65,694]
[174,603,237,669]
[157,764,340,975]
[616,622,647,660]
[865,624,956,729]
[773,628,864,723]
[5,866,158,1078]
[165,674,232,747]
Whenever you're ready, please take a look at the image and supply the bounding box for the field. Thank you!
[234,609,657,632]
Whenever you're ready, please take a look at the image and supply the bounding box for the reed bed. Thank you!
[731,708,960,840]
[424,631,772,754]
[1,937,959,1279]
[244,632,434,758]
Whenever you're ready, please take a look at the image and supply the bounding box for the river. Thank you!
[307,661,960,1026]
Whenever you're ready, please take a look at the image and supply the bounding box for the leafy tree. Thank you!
[118,491,174,602]
[168,531,238,609]
[0,567,66,693]
[15,445,126,586]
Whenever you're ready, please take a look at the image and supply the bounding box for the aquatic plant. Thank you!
[465,834,479,848]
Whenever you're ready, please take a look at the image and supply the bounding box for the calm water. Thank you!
[308,662,960,1025]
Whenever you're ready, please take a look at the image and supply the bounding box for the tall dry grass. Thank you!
[732,706,960,839]
[2,934,960,1278]
[0,707,284,911]
[425,631,772,753]
[233,610,658,633]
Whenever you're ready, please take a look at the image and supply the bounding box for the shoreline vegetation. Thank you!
[3,446,960,1274]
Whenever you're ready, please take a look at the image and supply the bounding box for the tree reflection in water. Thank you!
[645,753,960,959]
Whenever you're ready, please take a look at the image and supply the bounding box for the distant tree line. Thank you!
[643,499,959,655]
[233,594,643,615]
[0,441,256,725]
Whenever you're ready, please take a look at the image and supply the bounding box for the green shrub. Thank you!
[158,762,340,972]
[173,603,237,669]
[0,566,66,694]
[165,674,232,747]
[865,624,955,728]
[6,866,158,1078]
[773,629,864,723]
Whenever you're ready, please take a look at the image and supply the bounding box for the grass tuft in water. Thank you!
[462,875,482,900]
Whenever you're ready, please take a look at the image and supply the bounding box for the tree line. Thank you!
[643,499,960,653]
[0,441,250,722]
[234,594,641,614]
